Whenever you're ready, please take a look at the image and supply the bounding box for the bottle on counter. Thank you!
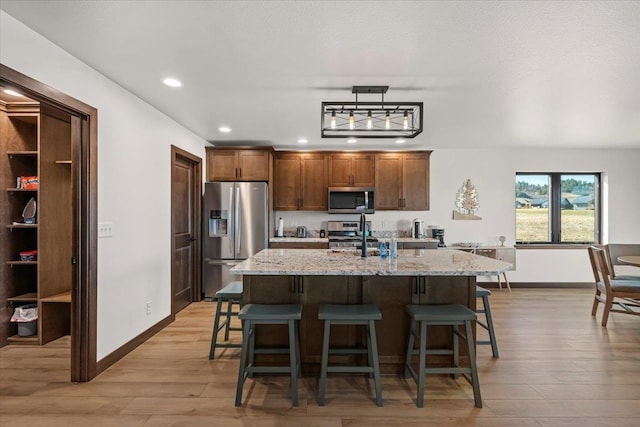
[379,241,388,259]
[390,237,398,259]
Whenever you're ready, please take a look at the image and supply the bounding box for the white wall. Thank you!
[277,148,640,282]
[1,11,209,359]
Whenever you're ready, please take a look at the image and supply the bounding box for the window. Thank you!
[515,173,600,244]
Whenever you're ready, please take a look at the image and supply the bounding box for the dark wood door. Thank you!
[273,153,300,210]
[403,152,430,210]
[375,153,403,209]
[300,153,328,210]
[171,146,202,317]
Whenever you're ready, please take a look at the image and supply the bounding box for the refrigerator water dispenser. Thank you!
[209,210,228,237]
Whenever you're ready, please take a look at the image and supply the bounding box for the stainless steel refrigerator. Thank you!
[202,182,268,298]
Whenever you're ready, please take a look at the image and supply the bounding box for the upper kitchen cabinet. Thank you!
[375,151,431,210]
[274,152,328,211]
[206,148,271,181]
[328,153,375,187]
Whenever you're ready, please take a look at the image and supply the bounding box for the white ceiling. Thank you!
[2,1,640,151]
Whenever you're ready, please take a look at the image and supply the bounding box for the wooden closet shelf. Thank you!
[6,260,38,266]
[7,292,38,302]
[7,151,38,157]
[41,291,71,303]
[6,188,38,192]
[7,223,38,229]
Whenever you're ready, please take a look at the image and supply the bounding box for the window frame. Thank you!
[515,172,601,245]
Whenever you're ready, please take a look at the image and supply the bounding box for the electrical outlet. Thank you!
[146,301,152,315]
[98,222,114,238]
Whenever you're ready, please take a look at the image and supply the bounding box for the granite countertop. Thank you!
[231,248,512,276]
[394,237,439,243]
[270,237,329,243]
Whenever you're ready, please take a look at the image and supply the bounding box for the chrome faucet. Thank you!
[360,213,367,258]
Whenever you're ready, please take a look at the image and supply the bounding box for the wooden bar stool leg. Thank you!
[224,299,233,341]
[235,319,252,406]
[318,319,331,406]
[417,320,427,408]
[483,294,499,358]
[403,319,416,379]
[452,323,460,379]
[368,319,383,407]
[209,297,225,360]
[288,319,299,407]
[465,320,482,408]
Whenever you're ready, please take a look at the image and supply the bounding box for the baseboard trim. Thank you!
[96,315,172,375]
[479,282,592,289]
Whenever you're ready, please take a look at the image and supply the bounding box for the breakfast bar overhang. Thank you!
[231,249,512,374]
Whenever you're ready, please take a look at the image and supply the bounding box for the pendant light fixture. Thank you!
[321,86,423,139]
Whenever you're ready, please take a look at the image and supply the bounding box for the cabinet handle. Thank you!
[403,198,406,208]
[420,277,426,294]
[413,280,418,295]
[399,198,402,208]
[235,168,238,178]
[239,168,242,177]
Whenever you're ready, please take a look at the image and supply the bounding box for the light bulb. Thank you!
[347,138,357,144]
[349,111,355,130]
[385,111,391,129]
[330,111,336,129]
[367,111,372,129]
[403,111,409,130]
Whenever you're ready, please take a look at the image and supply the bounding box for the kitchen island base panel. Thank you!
[243,274,476,375]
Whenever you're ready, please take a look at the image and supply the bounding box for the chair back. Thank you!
[588,246,613,292]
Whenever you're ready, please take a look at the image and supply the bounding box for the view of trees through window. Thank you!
[515,173,598,243]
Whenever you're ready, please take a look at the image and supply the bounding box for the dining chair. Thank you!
[604,244,640,280]
[587,246,640,327]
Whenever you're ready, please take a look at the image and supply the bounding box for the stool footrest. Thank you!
[424,366,471,375]
[327,366,373,374]
[328,348,369,355]
[248,366,295,374]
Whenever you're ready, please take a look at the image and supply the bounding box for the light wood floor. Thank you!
[1,288,640,426]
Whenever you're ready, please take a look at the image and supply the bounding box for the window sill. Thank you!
[515,243,595,250]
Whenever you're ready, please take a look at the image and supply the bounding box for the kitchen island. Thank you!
[231,248,512,374]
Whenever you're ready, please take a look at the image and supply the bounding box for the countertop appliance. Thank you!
[412,219,425,238]
[328,187,375,214]
[327,220,379,248]
[296,226,307,238]
[430,228,446,247]
[202,182,268,298]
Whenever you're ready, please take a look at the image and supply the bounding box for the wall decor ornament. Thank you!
[453,179,482,220]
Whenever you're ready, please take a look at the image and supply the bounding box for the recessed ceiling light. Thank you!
[395,139,406,144]
[162,78,182,88]
[218,126,232,133]
[347,138,357,144]
[297,138,308,144]
[3,89,23,97]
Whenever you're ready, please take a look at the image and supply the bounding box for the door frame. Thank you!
[0,64,98,382]
[170,145,202,320]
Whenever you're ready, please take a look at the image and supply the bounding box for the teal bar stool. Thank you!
[317,303,383,407]
[403,304,482,408]
[476,285,499,358]
[209,281,243,360]
[235,303,303,407]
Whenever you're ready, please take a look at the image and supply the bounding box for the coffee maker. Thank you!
[430,228,446,247]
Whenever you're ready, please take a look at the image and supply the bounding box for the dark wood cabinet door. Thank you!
[238,150,269,181]
[375,153,403,210]
[328,154,352,187]
[207,149,237,181]
[403,152,430,210]
[273,153,301,210]
[300,153,328,210]
[352,154,375,187]
[362,276,416,368]
[300,276,361,366]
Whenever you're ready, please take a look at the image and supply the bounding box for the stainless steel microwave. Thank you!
[327,187,375,214]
